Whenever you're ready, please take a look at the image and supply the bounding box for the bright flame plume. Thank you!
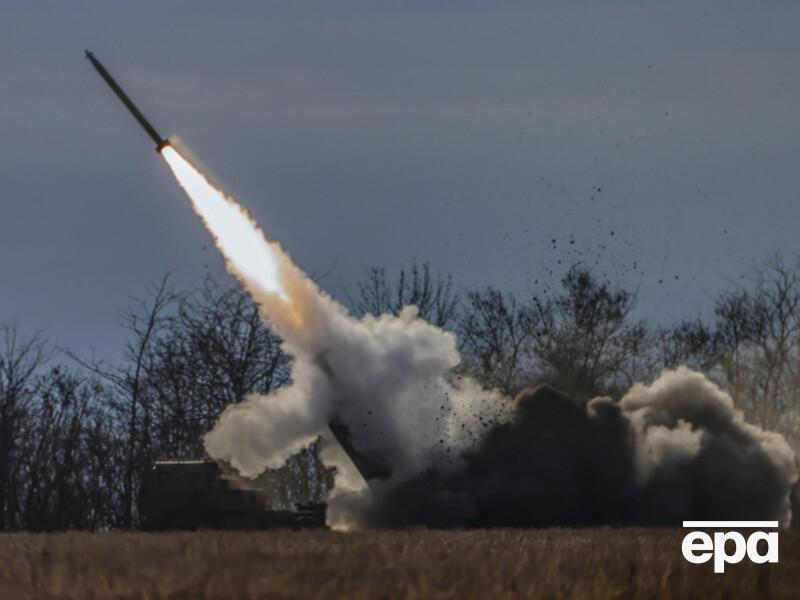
[161,146,286,300]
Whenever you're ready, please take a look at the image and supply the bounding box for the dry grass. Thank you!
[0,528,795,599]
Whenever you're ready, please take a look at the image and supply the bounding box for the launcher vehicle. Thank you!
[139,459,326,530]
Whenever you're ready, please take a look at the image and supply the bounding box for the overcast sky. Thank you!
[2,2,799,359]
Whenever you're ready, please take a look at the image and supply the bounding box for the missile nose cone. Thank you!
[85,49,93,58]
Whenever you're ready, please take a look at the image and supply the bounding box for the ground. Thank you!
[0,528,796,599]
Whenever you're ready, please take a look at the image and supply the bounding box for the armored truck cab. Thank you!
[139,459,326,530]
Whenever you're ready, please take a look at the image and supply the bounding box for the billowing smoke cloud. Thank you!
[365,368,797,528]
[162,146,510,528]
[621,368,797,525]
[202,302,512,529]
[162,145,797,530]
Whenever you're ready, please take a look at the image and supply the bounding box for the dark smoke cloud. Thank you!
[360,368,797,528]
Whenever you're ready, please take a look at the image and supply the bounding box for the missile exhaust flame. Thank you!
[161,146,286,300]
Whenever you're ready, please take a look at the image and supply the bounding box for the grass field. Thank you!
[0,528,796,599]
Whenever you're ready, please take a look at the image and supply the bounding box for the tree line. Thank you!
[1,256,799,530]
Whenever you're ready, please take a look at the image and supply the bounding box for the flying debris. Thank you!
[85,50,169,152]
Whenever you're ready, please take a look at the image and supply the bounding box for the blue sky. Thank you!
[1,2,799,359]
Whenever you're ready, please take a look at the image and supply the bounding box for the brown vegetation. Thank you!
[0,528,796,599]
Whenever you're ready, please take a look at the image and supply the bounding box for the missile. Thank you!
[85,50,169,152]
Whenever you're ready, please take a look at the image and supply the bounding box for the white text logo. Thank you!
[681,521,779,573]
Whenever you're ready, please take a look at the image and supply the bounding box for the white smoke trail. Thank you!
[161,144,511,528]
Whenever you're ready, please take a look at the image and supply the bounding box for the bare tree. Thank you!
[349,260,460,327]
[17,367,119,530]
[657,319,721,374]
[0,324,48,529]
[712,255,800,447]
[458,288,531,396]
[457,266,653,400]
[147,276,290,458]
[69,275,179,528]
[521,266,651,400]
[0,325,118,531]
